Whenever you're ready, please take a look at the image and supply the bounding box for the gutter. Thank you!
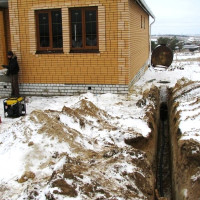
[136,0,155,19]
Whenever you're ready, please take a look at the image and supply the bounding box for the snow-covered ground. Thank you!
[0,51,200,200]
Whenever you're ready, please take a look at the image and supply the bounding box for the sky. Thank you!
[144,0,200,35]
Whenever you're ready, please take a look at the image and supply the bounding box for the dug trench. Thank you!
[155,97,172,200]
[139,86,174,200]
[150,85,187,200]
[147,83,200,200]
[135,86,176,200]
[129,86,173,200]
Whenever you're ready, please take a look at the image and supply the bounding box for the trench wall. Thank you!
[168,82,200,200]
[133,86,160,200]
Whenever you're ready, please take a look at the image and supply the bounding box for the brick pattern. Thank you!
[117,0,129,85]
[9,0,117,85]
[0,82,128,97]
[128,60,148,90]
[129,0,150,82]
[2,0,151,95]
[9,0,22,62]
[0,82,11,97]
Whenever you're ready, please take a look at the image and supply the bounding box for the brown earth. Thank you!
[21,86,161,200]
[169,78,200,200]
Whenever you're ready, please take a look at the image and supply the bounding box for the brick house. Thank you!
[0,0,154,96]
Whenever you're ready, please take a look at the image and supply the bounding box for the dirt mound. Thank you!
[74,99,111,119]
[52,179,78,196]
[24,98,158,199]
[29,98,154,153]
[39,148,155,200]
[169,78,200,200]
[30,109,81,143]
[62,99,115,130]
[179,139,200,165]
[134,86,160,166]
[0,96,159,200]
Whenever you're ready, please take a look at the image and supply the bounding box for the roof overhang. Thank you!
[136,0,155,19]
[0,0,155,18]
[0,0,8,8]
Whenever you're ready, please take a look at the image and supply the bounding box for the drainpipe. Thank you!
[149,17,155,66]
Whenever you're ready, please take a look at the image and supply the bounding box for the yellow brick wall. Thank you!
[129,0,150,83]
[0,10,7,66]
[8,0,120,85]
[7,0,150,86]
[117,0,130,85]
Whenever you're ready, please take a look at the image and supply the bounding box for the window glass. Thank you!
[39,13,49,47]
[71,9,82,48]
[36,9,63,52]
[70,7,98,51]
[85,10,97,46]
[52,10,63,48]
[71,9,82,22]
[85,10,96,22]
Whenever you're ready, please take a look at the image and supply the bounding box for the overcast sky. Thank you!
[144,0,200,35]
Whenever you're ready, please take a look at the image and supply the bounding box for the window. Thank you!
[35,9,63,53]
[70,7,99,53]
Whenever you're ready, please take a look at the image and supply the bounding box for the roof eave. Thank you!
[136,0,155,19]
[0,0,155,18]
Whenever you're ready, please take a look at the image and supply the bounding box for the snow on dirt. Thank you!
[136,52,200,143]
[0,94,154,200]
[0,51,200,200]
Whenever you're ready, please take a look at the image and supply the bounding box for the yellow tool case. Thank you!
[3,97,26,118]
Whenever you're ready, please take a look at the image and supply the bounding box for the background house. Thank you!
[183,44,200,52]
[0,0,154,96]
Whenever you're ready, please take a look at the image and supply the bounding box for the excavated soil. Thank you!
[3,80,200,200]
[15,86,161,200]
[3,79,200,200]
[169,78,200,200]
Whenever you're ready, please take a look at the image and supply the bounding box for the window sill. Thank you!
[70,49,100,53]
[36,50,64,54]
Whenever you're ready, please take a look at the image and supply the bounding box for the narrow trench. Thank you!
[155,88,173,200]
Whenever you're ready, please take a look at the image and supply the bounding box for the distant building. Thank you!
[183,44,200,52]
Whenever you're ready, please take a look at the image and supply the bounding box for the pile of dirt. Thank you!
[39,148,155,200]
[169,78,200,200]
[0,91,160,200]
[27,94,159,199]
[135,86,160,164]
